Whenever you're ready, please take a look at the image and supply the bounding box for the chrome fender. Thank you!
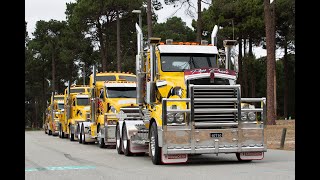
[121,120,145,140]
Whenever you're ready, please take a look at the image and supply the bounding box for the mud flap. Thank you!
[238,152,264,160]
[130,144,148,153]
[161,150,188,164]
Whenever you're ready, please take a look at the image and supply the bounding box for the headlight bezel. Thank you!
[166,112,185,124]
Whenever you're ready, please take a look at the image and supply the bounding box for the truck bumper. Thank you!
[161,126,266,155]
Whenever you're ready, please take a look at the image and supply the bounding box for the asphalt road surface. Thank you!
[25,131,295,180]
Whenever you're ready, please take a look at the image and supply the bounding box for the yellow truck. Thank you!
[115,24,267,164]
[77,71,137,148]
[44,93,64,136]
[60,85,91,141]
[43,105,51,135]
[49,94,64,136]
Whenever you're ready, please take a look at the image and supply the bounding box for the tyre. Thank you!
[69,125,74,141]
[61,129,65,139]
[236,153,253,162]
[98,126,105,148]
[116,124,123,154]
[122,124,132,156]
[150,122,161,165]
[58,124,62,138]
[78,124,82,144]
[82,124,87,144]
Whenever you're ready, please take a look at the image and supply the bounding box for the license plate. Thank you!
[239,152,264,160]
[167,154,187,159]
[241,152,263,156]
[210,133,222,138]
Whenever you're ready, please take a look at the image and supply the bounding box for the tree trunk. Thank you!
[42,65,46,127]
[34,98,38,128]
[117,12,121,72]
[196,0,202,43]
[264,0,276,125]
[283,37,288,119]
[243,38,247,56]
[274,60,277,117]
[251,60,256,98]
[272,3,277,119]
[248,38,253,57]
[51,49,55,93]
[147,0,153,39]
[97,24,107,72]
[248,38,255,98]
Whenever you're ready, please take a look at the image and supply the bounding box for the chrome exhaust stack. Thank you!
[91,65,96,123]
[223,40,237,70]
[211,25,218,46]
[135,23,145,106]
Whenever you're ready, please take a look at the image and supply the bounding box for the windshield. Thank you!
[96,76,116,81]
[106,87,136,98]
[70,88,86,93]
[54,97,64,101]
[57,103,64,110]
[161,53,218,72]
[76,98,90,106]
[119,75,136,82]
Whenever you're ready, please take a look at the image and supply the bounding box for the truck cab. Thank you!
[61,85,91,141]
[49,94,64,136]
[78,72,137,148]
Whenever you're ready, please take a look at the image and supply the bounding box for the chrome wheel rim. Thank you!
[116,127,120,149]
[150,128,155,156]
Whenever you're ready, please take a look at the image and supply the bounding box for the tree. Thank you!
[275,0,295,119]
[201,0,264,97]
[264,0,276,125]
[164,0,212,42]
[66,0,143,72]
[31,20,67,93]
[153,17,196,41]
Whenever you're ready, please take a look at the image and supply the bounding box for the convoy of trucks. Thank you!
[42,21,267,165]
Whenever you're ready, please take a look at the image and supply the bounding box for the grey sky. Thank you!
[25,0,281,58]
[25,0,203,37]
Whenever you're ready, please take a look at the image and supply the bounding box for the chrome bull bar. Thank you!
[161,85,267,155]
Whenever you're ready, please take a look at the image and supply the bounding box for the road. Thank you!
[25,131,295,180]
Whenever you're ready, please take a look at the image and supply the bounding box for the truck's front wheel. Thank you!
[58,124,62,138]
[78,124,82,144]
[122,124,132,156]
[69,125,74,141]
[116,124,123,154]
[81,124,87,144]
[150,122,161,165]
[98,126,105,148]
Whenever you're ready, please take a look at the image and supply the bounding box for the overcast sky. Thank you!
[25,0,282,58]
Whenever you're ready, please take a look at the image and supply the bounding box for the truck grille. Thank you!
[190,85,240,129]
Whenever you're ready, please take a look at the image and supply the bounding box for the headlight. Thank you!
[170,86,183,97]
[107,120,117,125]
[167,113,174,123]
[110,106,117,113]
[248,112,256,121]
[241,112,247,121]
[175,113,184,123]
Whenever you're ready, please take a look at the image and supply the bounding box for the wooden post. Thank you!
[280,128,287,149]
